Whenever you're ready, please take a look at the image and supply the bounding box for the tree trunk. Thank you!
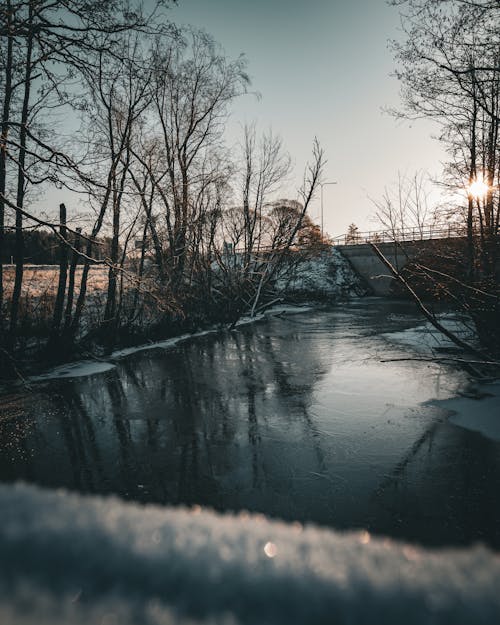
[8,2,34,346]
[48,203,69,351]
[0,0,14,340]
[63,227,82,338]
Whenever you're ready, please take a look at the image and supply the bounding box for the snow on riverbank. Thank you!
[25,304,315,381]
[1,482,499,625]
[279,248,366,298]
[18,247,360,382]
[29,360,117,381]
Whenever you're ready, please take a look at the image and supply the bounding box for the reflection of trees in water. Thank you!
[260,331,328,475]
[53,388,106,492]
[230,326,331,490]
[0,318,335,513]
[232,331,265,490]
[369,417,500,548]
[372,419,440,500]
[3,308,500,547]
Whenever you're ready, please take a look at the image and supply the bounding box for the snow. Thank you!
[382,316,500,443]
[29,360,116,381]
[112,306,313,359]
[435,382,500,442]
[278,248,366,298]
[111,332,196,359]
[1,483,500,625]
[21,245,359,383]
[24,305,316,383]
[382,314,475,354]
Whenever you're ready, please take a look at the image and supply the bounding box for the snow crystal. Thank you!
[1,482,500,625]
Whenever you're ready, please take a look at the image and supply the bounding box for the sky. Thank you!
[163,0,447,237]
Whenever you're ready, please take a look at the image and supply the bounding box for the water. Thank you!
[1,298,500,549]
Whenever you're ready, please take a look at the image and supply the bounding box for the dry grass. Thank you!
[2,265,111,338]
[2,265,110,299]
[2,264,167,344]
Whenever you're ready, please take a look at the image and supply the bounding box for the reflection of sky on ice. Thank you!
[1,299,500,550]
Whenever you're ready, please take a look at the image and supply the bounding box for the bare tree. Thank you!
[239,125,292,270]
[388,0,500,355]
[148,28,250,293]
[214,137,324,319]
[0,0,172,357]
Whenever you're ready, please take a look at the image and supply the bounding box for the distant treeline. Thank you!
[1,230,115,264]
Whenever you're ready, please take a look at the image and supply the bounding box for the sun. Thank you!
[467,176,490,199]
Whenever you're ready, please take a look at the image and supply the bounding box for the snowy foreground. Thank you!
[1,484,500,625]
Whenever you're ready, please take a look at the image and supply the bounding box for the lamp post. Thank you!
[320,181,337,238]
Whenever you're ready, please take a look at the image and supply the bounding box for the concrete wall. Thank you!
[335,242,418,296]
[336,237,499,297]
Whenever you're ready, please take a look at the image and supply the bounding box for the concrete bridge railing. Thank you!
[331,226,466,247]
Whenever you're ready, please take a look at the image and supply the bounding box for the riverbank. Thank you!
[1,248,365,381]
[17,303,315,385]
[0,303,317,390]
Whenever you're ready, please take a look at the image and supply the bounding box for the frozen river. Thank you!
[1,298,499,549]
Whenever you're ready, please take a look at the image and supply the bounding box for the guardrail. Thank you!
[331,226,467,246]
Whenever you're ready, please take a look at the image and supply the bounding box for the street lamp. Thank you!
[320,181,337,238]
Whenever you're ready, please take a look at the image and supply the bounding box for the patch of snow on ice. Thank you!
[112,307,314,359]
[111,333,194,359]
[30,360,116,381]
[1,483,500,625]
[382,315,475,354]
[435,382,500,442]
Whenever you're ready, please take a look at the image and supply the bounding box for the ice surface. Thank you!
[1,482,500,625]
[109,306,313,359]
[383,318,500,443]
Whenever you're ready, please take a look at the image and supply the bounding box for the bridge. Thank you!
[332,227,466,296]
